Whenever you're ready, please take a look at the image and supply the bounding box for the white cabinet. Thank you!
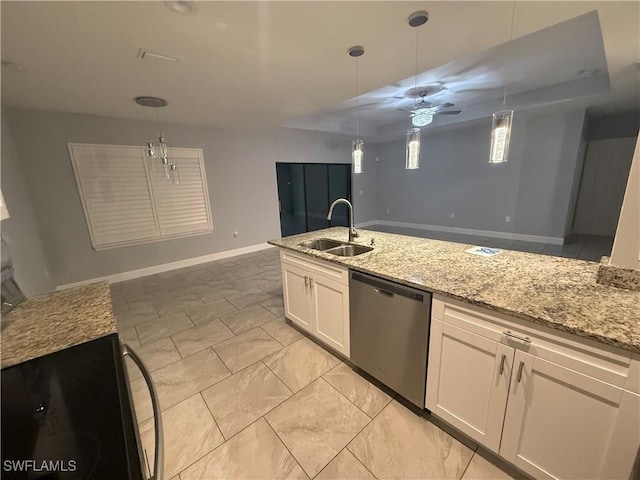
[280,250,350,357]
[427,295,640,480]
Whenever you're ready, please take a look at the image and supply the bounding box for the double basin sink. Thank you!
[299,238,373,257]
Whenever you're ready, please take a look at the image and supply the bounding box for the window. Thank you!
[68,143,212,250]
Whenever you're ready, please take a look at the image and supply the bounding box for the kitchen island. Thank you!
[270,226,640,480]
[269,226,640,353]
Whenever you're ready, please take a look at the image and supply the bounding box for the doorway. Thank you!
[276,163,352,237]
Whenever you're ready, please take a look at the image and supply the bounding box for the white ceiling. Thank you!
[1,1,638,133]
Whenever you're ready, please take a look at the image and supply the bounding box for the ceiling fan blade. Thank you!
[435,102,455,109]
[437,110,462,115]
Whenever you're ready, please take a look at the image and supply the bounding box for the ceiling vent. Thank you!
[137,49,179,66]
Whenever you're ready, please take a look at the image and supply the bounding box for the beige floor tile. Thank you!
[225,288,274,310]
[139,394,224,479]
[185,299,237,325]
[130,348,230,422]
[136,312,194,345]
[125,337,182,381]
[127,299,158,315]
[260,283,283,297]
[323,363,392,418]
[315,449,375,480]
[263,338,340,392]
[259,296,285,317]
[118,327,140,347]
[214,328,282,373]
[197,284,242,303]
[202,362,292,439]
[154,292,203,316]
[179,418,307,480]
[220,304,277,334]
[265,379,370,478]
[462,453,516,480]
[261,318,303,346]
[171,319,235,358]
[116,308,160,329]
[348,401,474,479]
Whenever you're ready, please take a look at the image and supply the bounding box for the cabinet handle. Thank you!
[304,276,308,289]
[503,330,532,344]
[516,360,525,383]
[498,354,506,375]
[309,278,314,291]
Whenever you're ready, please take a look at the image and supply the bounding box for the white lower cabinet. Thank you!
[427,295,640,480]
[280,250,350,357]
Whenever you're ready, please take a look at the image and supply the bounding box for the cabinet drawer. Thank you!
[280,250,348,286]
[432,295,633,388]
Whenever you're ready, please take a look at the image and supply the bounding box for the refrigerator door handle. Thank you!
[123,343,164,480]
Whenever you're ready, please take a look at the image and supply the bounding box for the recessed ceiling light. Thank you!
[164,1,196,15]
[1,61,25,73]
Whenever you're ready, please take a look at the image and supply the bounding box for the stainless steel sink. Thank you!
[299,238,343,251]
[325,244,374,257]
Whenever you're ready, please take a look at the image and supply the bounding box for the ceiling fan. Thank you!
[399,91,462,127]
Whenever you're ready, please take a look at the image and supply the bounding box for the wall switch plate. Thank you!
[505,216,511,223]
[233,231,239,238]
[450,213,455,218]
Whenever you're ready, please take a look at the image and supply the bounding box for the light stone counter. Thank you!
[1,282,116,369]
[269,227,640,354]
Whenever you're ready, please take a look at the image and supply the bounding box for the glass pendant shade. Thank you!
[352,139,364,174]
[489,110,513,164]
[159,136,168,159]
[146,140,156,158]
[405,128,421,170]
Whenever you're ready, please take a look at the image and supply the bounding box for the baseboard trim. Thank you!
[56,242,275,290]
[368,220,564,245]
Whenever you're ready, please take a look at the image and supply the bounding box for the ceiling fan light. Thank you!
[412,113,433,127]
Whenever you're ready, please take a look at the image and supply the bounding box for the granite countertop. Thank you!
[1,282,116,369]
[269,227,640,354]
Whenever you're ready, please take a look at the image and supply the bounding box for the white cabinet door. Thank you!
[310,274,350,357]
[426,320,513,452]
[500,350,626,480]
[281,262,311,332]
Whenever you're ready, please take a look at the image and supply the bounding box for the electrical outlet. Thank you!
[359,190,363,196]
[386,209,390,214]
[450,213,455,219]
[233,231,239,238]
[505,216,511,223]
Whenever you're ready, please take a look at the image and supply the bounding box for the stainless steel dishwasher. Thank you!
[350,271,431,409]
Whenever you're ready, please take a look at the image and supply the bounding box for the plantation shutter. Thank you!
[68,143,212,250]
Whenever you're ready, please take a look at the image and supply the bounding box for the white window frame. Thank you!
[68,143,213,250]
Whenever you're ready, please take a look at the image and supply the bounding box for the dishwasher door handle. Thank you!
[374,288,394,297]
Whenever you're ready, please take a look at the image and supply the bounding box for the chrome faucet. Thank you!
[327,198,359,242]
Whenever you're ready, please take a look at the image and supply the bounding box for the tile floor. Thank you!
[367,224,614,262]
[111,248,522,480]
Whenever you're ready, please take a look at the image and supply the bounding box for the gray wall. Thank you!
[352,142,379,225]
[3,107,352,288]
[588,110,639,140]
[572,137,637,236]
[1,110,54,295]
[375,104,586,239]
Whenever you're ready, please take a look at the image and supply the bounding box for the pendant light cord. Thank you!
[414,25,420,104]
[355,55,359,140]
[502,0,517,110]
[154,106,163,137]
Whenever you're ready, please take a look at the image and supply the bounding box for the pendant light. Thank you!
[489,2,517,164]
[349,45,365,174]
[135,96,177,182]
[406,11,428,170]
